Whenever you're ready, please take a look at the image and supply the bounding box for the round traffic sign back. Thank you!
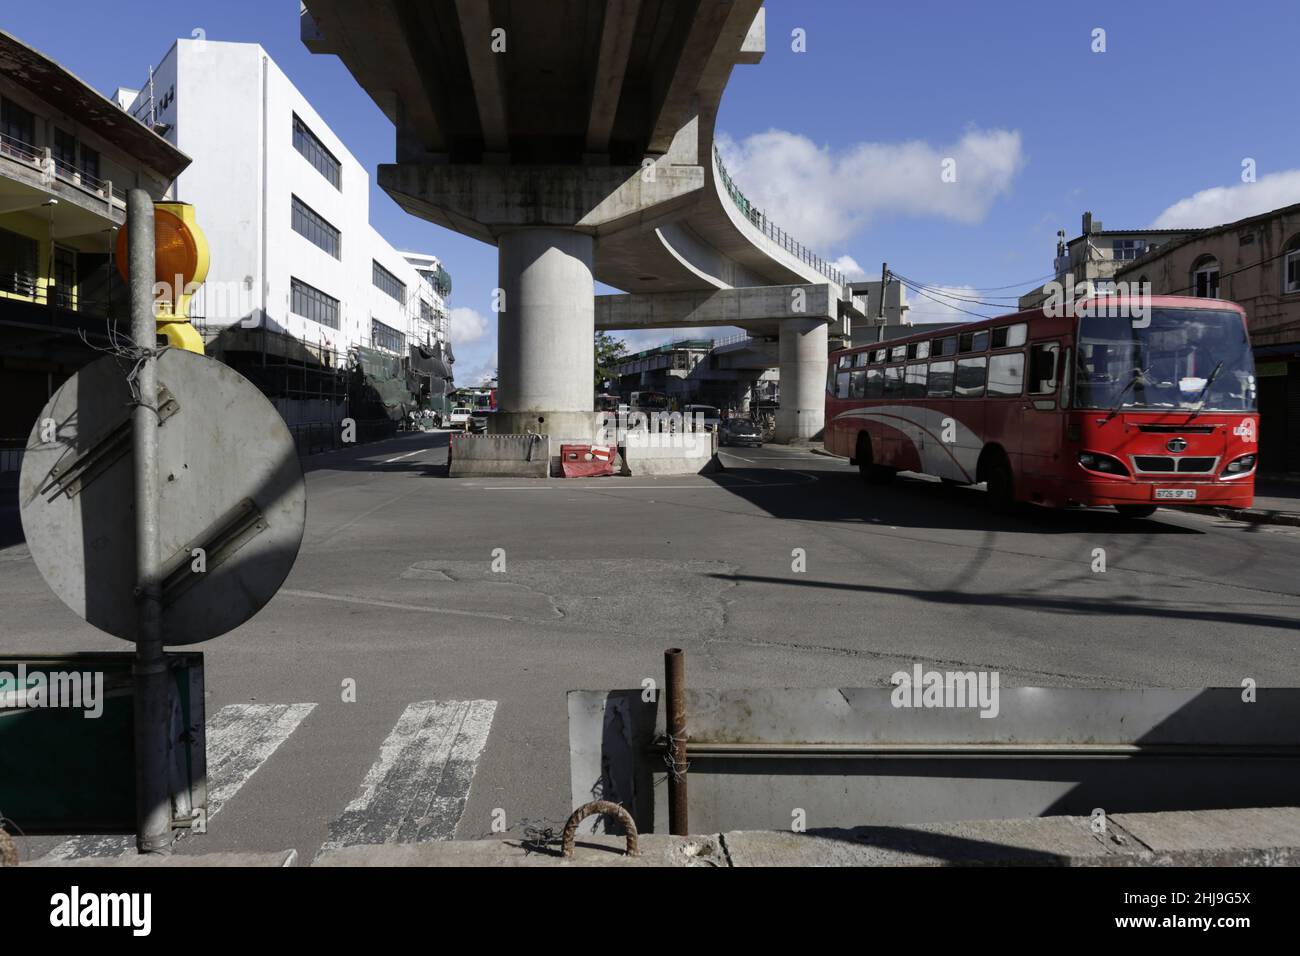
[18,350,307,644]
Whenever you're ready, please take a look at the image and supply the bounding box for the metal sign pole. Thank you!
[127,189,173,853]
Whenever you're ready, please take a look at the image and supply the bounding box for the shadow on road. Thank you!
[707,463,1203,536]
[705,571,1298,631]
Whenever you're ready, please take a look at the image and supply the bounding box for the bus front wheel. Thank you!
[1115,504,1158,519]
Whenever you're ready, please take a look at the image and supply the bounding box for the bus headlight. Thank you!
[1220,454,1257,477]
[1078,452,1129,476]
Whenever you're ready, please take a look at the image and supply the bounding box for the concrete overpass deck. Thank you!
[301,1,851,443]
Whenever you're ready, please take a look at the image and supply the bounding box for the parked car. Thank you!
[720,418,764,447]
[684,404,722,431]
[468,413,489,434]
[448,406,473,429]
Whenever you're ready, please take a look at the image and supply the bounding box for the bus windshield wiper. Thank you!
[1186,360,1224,420]
[1104,367,1150,422]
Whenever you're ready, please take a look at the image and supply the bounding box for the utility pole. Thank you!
[127,189,173,853]
[877,261,888,325]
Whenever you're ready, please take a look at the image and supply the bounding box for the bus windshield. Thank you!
[1075,308,1255,412]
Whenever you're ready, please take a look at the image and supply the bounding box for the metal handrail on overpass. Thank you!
[712,144,846,288]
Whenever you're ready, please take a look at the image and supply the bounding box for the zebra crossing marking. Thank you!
[317,699,496,856]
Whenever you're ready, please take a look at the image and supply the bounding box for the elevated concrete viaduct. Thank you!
[302,1,854,444]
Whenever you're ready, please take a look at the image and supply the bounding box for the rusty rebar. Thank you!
[665,646,688,835]
[561,800,638,858]
[0,828,17,866]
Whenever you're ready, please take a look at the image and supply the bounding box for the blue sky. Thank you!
[8,0,1298,383]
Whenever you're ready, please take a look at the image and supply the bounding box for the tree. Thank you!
[594,331,627,391]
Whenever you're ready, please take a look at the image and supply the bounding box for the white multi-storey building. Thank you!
[114,38,448,362]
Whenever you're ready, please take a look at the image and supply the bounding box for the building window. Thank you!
[1284,237,1300,295]
[0,227,39,297]
[53,245,77,309]
[290,277,339,329]
[79,145,99,183]
[371,318,405,353]
[0,96,35,151]
[292,114,341,189]
[1192,256,1220,298]
[291,195,341,258]
[372,260,406,303]
[420,298,434,325]
[1112,239,1147,261]
[53,128,77,179]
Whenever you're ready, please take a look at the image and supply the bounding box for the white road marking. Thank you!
[42,702,316,860]
[282,588,525,622]
[317,699,496,855]
[383,448,428,464]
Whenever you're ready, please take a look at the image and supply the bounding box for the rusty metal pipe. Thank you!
[665,647,688,835]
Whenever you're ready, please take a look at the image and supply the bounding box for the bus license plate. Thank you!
[1155,489,1197,500]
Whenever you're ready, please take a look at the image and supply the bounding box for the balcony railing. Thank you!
[713,144,846,288]
[0,131,123,209]
[0,130,41,164]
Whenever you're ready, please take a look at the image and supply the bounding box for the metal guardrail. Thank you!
[713,144,846,288]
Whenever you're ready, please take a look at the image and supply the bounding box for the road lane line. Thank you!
[383,448,428,463]
[42,702,317,860]
[317,699,496,855]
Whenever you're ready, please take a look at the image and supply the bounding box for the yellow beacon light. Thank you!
[115,202,210,354]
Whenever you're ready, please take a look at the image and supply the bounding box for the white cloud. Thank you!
[832,254,868,280]
[449,306,492,346]
[902,285,988,324]
[458,349,497,387]
[1151,169,1300,229]
[715,127,1024,250]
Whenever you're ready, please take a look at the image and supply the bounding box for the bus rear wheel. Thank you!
[856,435,893,484]
[1115,504,1158,519]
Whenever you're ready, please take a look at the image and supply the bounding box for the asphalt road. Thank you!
[4,431,1299,860]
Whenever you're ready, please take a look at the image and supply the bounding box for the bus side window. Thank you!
[1029,343,1060,395]
[905,363,928,398]
[884,365,904,396]
[955,356,987,398]
[851,369,867,399]
[928,360,954,398]
[865,367,884,398]
[837,371,852,399]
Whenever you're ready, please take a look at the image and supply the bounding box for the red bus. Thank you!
[824,295,1258,517]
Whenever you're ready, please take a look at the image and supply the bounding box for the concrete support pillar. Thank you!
[774,318,827,442]
[493,227,596,440]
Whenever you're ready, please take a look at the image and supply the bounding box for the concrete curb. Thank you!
[26,808,1300,867]
[808,447,845,459]
[1209,506,1300,528]
[307,806,1300,867]
[21,850,298,867]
